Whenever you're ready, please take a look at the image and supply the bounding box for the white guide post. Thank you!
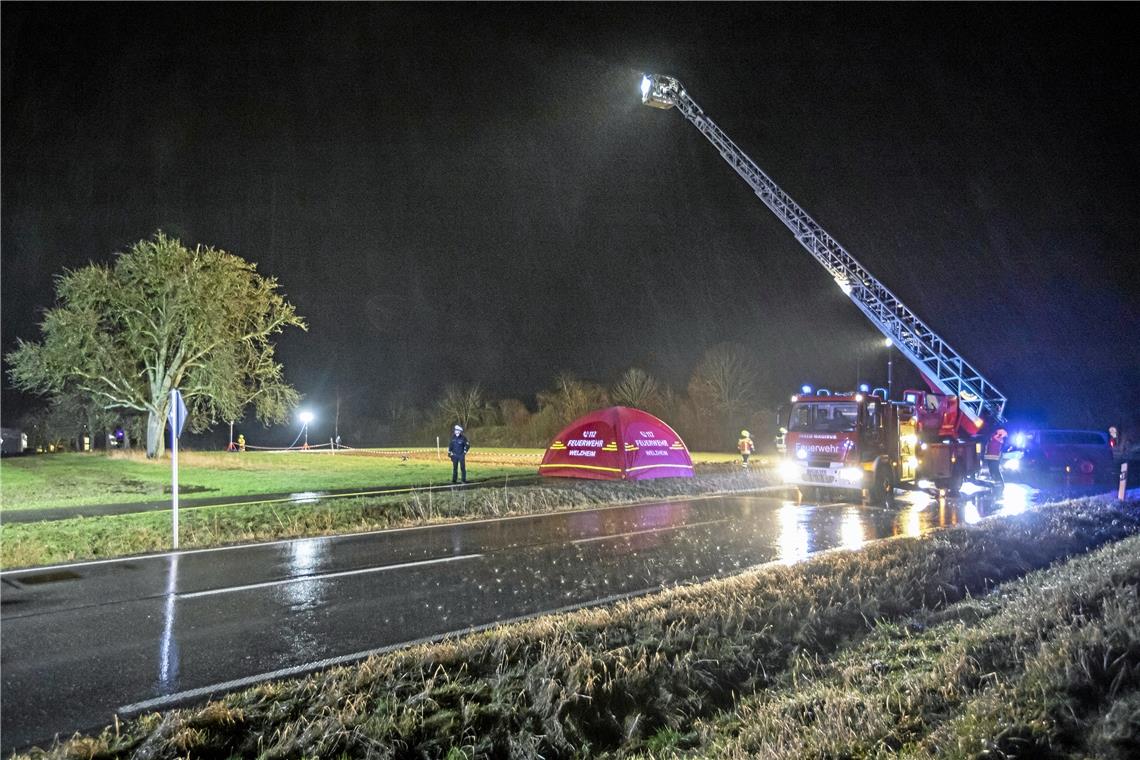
[171,389,180,549]
[168,388,188,549]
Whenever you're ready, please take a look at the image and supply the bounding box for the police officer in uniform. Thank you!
[449,425,470,484]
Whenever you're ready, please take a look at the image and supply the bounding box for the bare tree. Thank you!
[610,368,662,412]
[688,343,758,417]
[687,343,760,448]
[536,372,609,425]
[497,398,531,428]
[436,383,488,430]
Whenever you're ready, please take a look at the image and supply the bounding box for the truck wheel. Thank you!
[948,462,965,493]
[869,466,894,506]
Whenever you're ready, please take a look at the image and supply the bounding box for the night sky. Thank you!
[3,3,1138,441]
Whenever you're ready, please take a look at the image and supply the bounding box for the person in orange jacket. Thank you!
[737,429,755,468]
[984,427,1009,485]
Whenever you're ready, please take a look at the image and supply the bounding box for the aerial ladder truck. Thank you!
[640,74,1007,499]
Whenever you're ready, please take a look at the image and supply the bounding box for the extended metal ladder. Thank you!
[641,74,1006,425]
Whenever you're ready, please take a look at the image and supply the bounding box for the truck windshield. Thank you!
[788,402,858,433]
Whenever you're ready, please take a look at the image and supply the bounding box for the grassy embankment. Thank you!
[0,453,775,568]
[669,532,1140,758]
[20,495,1140,760]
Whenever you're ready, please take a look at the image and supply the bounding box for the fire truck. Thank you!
[639,74,1007,499]
[779,387,980,501]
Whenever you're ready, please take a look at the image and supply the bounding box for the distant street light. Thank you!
[856,338,895,398]
[883,339,894,399]
[298,410,315,448]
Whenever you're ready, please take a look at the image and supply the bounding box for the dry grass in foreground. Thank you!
[16,495,1140,759]
[659,531,1140,759]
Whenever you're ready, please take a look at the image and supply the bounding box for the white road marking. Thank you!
[570,518,729,545]
[176,553,482,599]
[116,585,665,716]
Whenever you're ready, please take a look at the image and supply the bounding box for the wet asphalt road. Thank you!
[0,483,1063,752]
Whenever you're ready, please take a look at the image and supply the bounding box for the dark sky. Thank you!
[3,3,1139,436]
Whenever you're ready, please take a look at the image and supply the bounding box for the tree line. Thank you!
[390,347,782,452]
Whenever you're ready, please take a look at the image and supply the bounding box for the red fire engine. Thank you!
[641,75,1005,499]
[780,387,981,501]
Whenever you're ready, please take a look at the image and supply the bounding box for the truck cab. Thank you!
[779,390,918,502]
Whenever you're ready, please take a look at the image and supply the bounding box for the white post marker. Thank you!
[436,436,440,461]
[1120,462,1129,501]
[169,389,189,549]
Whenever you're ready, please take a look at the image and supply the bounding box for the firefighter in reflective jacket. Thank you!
[737,430,755,468]
[984,427,1008,485]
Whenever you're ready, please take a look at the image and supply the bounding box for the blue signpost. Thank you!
[168,389,188,548]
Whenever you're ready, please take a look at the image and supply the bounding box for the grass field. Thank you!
[20,495,1139,759]
[0,450,540,512]
[0,449,755,513]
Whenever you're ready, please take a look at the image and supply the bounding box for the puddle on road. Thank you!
[162,484,215,495]
[8,570,82,585]
[288,491,329,503]
[761,476,1107,563]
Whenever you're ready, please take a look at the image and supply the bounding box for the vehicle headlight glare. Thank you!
[840,467,863,483]
[780,460,803,483]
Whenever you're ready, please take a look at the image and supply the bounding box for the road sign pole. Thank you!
[171,389,179,549]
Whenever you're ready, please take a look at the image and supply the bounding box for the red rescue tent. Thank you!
[539,406,694,480]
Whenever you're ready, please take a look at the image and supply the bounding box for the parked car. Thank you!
[1002,429,1115,480]
[1,427,28,456]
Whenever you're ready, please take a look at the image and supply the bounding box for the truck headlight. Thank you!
[779,460,803,483]
[840,467,863,483]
